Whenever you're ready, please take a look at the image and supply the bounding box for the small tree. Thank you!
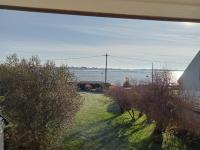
[0,54,81,149]
[106,71,176,131]
[139,71,176,133]
[105,86,138,120]
[106,70,200,145]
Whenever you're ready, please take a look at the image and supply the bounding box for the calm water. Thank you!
[70,68,183,85]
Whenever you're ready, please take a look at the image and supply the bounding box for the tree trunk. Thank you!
[128,110,135,121]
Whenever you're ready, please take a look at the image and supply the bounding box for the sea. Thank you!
[69,68,184,85]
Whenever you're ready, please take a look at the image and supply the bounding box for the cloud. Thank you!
[1,11,200,69]
[43,20,200,47]
[0,38,197,69]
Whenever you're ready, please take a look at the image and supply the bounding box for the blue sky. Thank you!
[1,9,200,69]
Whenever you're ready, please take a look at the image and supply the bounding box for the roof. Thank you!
[1,0,200,22]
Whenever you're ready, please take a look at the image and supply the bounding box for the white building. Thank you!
[179,51,200,97]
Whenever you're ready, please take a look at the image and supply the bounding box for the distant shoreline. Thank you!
[69,67,184,72]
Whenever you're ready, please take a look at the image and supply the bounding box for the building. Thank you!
[179,51,200,97]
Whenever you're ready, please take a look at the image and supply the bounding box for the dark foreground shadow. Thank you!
[106,102,121,115]
[174,132,200,150]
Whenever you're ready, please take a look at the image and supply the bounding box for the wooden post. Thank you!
[105,53,108,84]
[0,117,4,150]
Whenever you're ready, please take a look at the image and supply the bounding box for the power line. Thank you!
[109,55,189,65]
[0,52,190,70]
[53,55,103,60]
[110,55,152,62]
[152,62,154,83]
[122,51,195,58]
[110,57,151,66]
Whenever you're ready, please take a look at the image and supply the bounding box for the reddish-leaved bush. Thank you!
[106,71,199,136]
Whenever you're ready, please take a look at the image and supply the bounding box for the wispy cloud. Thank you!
[0,10,200,69]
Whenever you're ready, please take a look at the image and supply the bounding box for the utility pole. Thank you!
[105,53,108,84]
[152,62,154,83]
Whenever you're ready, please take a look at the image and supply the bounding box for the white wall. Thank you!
[179,51,200,95]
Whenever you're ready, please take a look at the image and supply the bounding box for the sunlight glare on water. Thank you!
[172,71,183,83]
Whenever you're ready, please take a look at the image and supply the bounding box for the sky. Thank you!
[1,9,200,70]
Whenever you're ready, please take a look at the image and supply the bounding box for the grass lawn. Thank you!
[63,93,185,150]
[0,96,4,103]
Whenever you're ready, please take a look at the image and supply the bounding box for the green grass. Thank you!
[0,96,4,103]
[63,93,185,150]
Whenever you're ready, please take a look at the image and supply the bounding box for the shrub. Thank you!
[105,86,127,113]
[106,71,177,132]
[105,85,140,120]
[140,71,177,133]
[106,71,200,145]
[172,96,200,137]
[0,54,82,149]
